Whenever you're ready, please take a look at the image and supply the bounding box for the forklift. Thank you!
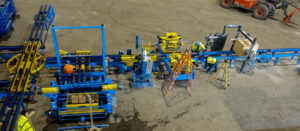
[220,0,299,23]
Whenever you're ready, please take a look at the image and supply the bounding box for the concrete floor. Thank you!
[1,0,300,131]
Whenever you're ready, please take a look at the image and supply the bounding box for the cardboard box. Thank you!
[78,95,86,104]
[71,95,79,104]
[233,39,259,57]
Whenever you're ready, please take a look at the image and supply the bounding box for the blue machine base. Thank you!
[131,80,154,88]
[57,124,108,130]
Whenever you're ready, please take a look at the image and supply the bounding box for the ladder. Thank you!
[161,50,192,96]
[211,61,230,89]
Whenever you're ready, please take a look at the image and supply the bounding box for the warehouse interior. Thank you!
[0,0,300,131]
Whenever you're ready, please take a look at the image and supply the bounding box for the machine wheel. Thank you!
[252,4,269,20]
[220,0,233,9]
[265,2,276,17]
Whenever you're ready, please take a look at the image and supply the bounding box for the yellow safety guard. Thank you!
[121,55,138,67]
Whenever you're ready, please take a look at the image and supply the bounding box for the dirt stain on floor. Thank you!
[103,106,162,131]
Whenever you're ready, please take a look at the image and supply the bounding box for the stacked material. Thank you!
[233,39,259,57]
[71,95,87,104]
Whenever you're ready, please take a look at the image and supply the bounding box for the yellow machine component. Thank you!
[41,87,60,93]
[169,53,194,72]
[7,41,45,93]
[63,93,104,115]
[159,32,183,53]
[81,64,86,71]
[102,84,118,91]
[192,42,205,52]
[59,50,68,56]
[72,50,91,72]
[76,64,80,71]
[6,53,22,73]
[150,55,157,62]
[121,54,157,67]
[169,53,183,64]
[60,109,105,115]
[207,57,217,65]
[121,55,138,67]
[144,43,153,54]
[65,93,100,114]
[76,50,91,55]
[30,53,46,74]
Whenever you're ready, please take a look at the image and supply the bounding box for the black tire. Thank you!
[252,4,269,20]
[265,2,276,17]
[220,0,233,9]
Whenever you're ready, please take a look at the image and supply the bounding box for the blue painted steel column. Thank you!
[136,35,144,55]
[51,25,62,76]
[49,5,55,23]
[136,35,139,55]
[101,24,106,80]
[274,57,280,65]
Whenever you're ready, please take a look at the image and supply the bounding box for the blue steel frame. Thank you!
[57,124,108,130]
[29,4,55,49]
[0,46,23,61]
[45,25,116,121]
[44,48,300,80]
[0,5,54,62]
[0,0,16,35]
[44,24,300,84]
[0,5,54,131]
[131,35,154,88]
[192,48,300,71]
[51,25,106,79]
[44,47,300,76]
[44,90,115,121]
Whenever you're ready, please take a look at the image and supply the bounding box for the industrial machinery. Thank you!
[130,35,155,88]
[0,0,15,35]
[161,49,193,96]
[45,32,194,87]
[42,25,118,122]
[0,5,54,131]
[157,32,183,54]
[156,32,195,80]
[0,2,300,130]
[44,24,300,94]
[220,0,299,22]
[193,25,300,73]
[1,3,299,127]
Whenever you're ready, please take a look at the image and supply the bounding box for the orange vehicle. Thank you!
[220,0,298,22]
